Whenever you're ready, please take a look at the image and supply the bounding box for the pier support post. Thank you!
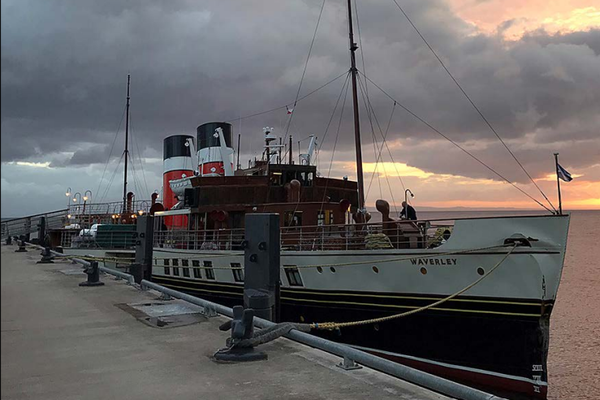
[131,215,154,284]
[243,213,280,322]
[79,261,104,287]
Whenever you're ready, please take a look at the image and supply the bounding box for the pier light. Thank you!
[84,190,92,202]
[65,187,72,197]
[138,210,144,216]
[67,214,72,219]
[72,192,82,203]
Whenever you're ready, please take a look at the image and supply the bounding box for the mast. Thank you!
[347,0,365,211]
[122,74,131,213]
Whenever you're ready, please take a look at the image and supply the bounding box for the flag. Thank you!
[557,163,573,182]
[286,106,294,115]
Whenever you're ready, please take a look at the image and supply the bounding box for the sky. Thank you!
[1,0,599,217]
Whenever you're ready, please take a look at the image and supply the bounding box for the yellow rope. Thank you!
[309,244,517,330]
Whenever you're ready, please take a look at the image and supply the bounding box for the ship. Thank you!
[57,2,570,399]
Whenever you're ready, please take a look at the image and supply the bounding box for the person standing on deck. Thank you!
[400,201,417,220]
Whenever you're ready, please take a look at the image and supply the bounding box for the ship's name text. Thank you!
[410,258,457,266]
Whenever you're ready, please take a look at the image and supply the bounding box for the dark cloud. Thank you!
[1,0,599,188]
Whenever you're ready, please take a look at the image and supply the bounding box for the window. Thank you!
[204,261,215,280]
[164,267,170,275]
[183,268,190,277]
[192,260,202,278]
[172,259,179,267]
[284,265,303,286]
[317,210,334,226]
[232,263,244,282]
[173,267,180,276]
[284,211,303,227]
[163,259,169,266]
[182,259,189,267]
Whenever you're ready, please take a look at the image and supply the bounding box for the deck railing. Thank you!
[152,220,454,251]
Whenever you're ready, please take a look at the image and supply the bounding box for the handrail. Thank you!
[21,240,136,286]
[1,209,68,224]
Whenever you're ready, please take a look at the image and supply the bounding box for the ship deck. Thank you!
[1,244,449,400]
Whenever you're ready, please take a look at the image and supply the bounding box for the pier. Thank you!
[1,244,451,400]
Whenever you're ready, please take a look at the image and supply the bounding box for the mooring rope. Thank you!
[309,244,517,330]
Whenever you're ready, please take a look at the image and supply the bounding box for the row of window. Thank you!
[158,258,304,287]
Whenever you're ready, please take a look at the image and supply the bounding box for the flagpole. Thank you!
[554,152,562,215]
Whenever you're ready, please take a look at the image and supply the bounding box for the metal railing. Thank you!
[67,199,153,217]
[1,209,68,240]
[152,220,455,251]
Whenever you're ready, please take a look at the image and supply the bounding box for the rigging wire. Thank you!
[354,0,383,199]
[95,106,126,202]
[389,0,556,213]
[355,72,406,205]
[99,153,125,204]
[359,71,554,213]
[128,111,150,198]
[282,0,328,153]
[315,72,352,162]
[357,75,399,212]
[320,70,352,213]
[224,70,348,124]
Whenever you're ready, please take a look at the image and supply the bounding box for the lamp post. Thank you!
[66,187,72,209]
[72,192,82,222]
[404,189,414,205]
[83,190,92,227]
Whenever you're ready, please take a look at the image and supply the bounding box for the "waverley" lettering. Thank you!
[410,258,458,266]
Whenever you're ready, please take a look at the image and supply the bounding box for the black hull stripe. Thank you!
[280,296,542,317]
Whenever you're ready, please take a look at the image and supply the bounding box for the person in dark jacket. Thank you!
[400,201,417,220]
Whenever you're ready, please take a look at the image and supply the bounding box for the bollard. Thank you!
[37,247,54,264]
[79,261,105,287]
[15,239,27,253]
[214,305,267,362]
[243,213,281,322]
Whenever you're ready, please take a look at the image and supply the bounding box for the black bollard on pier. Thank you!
[214,305,268,362]
[79,261,105,287]
[37,247,54,264]
[15,237,27,253]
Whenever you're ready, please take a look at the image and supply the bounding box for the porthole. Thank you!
[316,266,323,274]
[477,267,485,276]
[330,267,336,273]
[372,266,379,273]
[420,267,427,275]
[374,324,380,331]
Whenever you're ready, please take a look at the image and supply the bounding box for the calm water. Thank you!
[375,209,600,398]
[547,210,600,399]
